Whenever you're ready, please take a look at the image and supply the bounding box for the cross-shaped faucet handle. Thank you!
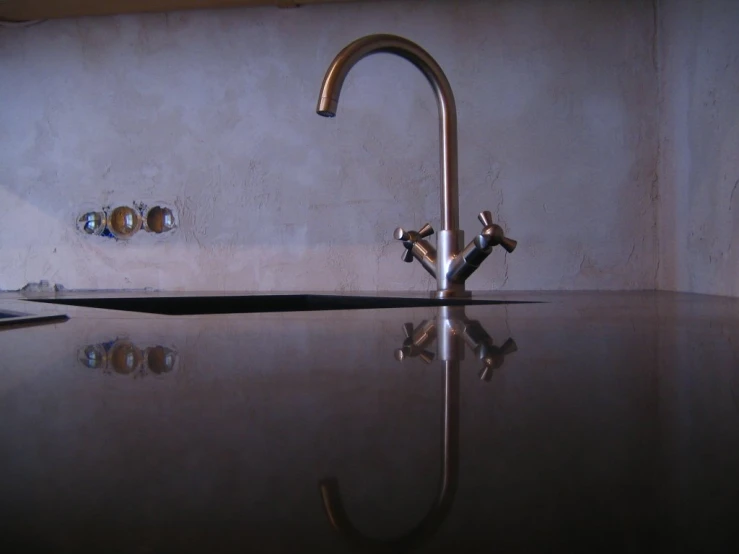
[395,223,435,263]
[475,211,517,253]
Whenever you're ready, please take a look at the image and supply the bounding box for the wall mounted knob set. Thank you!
[77,204,176,239]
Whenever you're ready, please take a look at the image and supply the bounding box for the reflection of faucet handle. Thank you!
[394,320,437,364]
[476,211,517,254]
[394,224,438,277]
[478,337,518,381]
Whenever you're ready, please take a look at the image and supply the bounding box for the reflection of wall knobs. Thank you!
[108,340,143,374]
[78,344,107,369]
[145,346,177,374]
[78,339,178,376]
[478,337,518,381]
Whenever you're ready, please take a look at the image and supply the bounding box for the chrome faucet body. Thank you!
[317,34,516,297]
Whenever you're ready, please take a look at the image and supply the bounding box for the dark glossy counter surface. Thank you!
[1,291,738,552]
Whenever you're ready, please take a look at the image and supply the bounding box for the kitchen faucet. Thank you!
[317,34,517,298]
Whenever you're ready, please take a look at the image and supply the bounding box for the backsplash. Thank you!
[658,0,739,297]
[0,0,661,292]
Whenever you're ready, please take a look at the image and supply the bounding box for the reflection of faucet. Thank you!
[319,361,459,552]
[395,306,517,379]
[318,306,516,551]
[317,34,517,298]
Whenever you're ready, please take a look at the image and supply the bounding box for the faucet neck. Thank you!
[317,34,459,231]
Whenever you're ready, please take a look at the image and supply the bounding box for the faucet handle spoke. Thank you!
[394,227,410,241]
[477,211,494,227]
[499,236,517,254]
[401,249,414,263]
[418,223,434,238]
[394,224,434,242]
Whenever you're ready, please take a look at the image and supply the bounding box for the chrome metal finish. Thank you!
[317,35,517,297]
[447,210,517,285]
[435,230,467,298]
[395,224,437,278]
[77,211,107,235]
[144,206,176,234]
[475,210,517,253]
[316,33,458,232]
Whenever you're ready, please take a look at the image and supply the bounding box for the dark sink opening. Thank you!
[28,294,538,316]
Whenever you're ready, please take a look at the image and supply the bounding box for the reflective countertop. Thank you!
[1,291,738,553]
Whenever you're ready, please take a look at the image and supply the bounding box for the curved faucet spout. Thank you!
[318,362,460,552]
[316,34,459,232]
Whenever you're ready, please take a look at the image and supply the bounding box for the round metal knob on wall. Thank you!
[108,206,142,239]
[144,206,176,234]
[76,211,107,235]
[76,203,176,239]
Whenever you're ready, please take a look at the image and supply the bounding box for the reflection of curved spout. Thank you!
[319,361,459,552]
[316,34,458,232]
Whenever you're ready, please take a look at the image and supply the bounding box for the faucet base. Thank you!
[432,289,472,299]
[434,230,468,298]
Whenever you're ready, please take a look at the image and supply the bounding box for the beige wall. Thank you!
[658,0,739,297]
[0,0,660,292]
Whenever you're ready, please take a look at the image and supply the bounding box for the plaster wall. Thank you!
[658,0,739,297]
[0,0,659,292]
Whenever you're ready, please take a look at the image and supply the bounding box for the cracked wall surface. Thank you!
[0,0,659,292]
[658,0,739,297]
